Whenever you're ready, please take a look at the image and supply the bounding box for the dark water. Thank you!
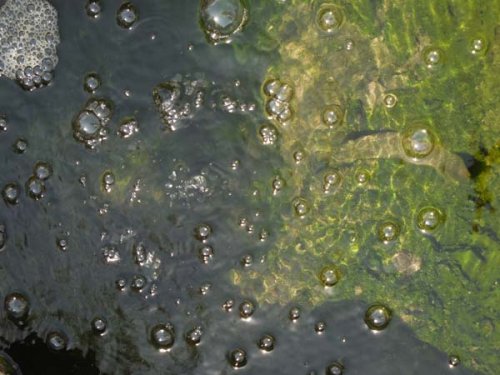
[0,1,496,374]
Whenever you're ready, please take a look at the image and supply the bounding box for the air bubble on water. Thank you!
[383,93,398,108]
[293,197,309,218]
[131,274,147,291]
[322,105,343,127]
[185,326,203,345]
[263,79,282,97]
[423,47,443,68]
[199,0,249,45]
[355,169,370,184]
[115,277,127,291]
[26,176,45,200]
[2,183,20,205]
[91,317,107,336]
[102,245,121,264]
[275,83,293,102]
[228,348,247,368]
[239,300,255,319]
[34,161,52,180]
[46,331,67,351]
[416,206,444,232]
[194,223,212,241]
[377,221,400,243]
[259,123,278,145]
[4,292,30,322]
[223,299,235,311]
[316,3,344,34]
[13,138,28,154]
[293,150,305,164]
[258,335,275,352]
[289,306,301,321]
[241,254,253,267]
[199,245,214,264]
[102,171,115,192]
[319,264,340,287]
[448,355,460,368]
[470,38,487,55]
[401,127,436,159]
[0,115,7,132]
[117,2,139,29]
[326,362,344,375]
[85,0,101,19]
[364,304,392,331]
[199,282,212,295]
[315,321,327,334]
[259,229,269,241]
[118,117,139,138]
[150,323,175,351]
[83,72,101,93]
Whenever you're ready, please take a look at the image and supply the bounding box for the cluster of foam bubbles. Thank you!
[0,0,60,90]
[2,161,52,204]
[263,79,294,124]
[72,98,114,148]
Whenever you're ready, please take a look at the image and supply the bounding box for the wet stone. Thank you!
[199,245,214,263]
[117,2,139,29]
[4,292,30,321]
[150,323,175,350]
[316,4,344,33]
[319,265,340,287]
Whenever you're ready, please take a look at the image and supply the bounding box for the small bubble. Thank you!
[326,362,344,375]
[275,83,293,102]
[185,326,203,345]
[263,79,281,97]
[401,127,436,159]
[383,93,398,108]
[86,0,101,19]
[323,171,342,192]
[289,306,301,321]
[239,300,255,319]
[377,221,400,243]
[91,317,107,336]
[194,223,212,241]
[259,123,278,145]
[34,162,52,180]
[319,265,340,287]
[293,150,305,164]
[0,116,7,132]
[117,2,139,29]
[199,245,214,264]
[2,183,20,205]
[417,207,444,232]
[258,335,275,352]
[13,138,28,154]
[241,254,253,267]
[448,355,460,368]
[423,47,443,68]
[118,117,139,138]
[223,299,235,312]
[293,197,309,218]
[228,348,247,368]
[355,170,370,184]
[57,238,68,251]
[131,274,147,291]
[115,278,127,290]
[322,105,343,127]
[26,177,45,200]
[83,72,101,93]
[316,4,344,33]
[150,323,175,351]
[46,332,67,351]
[471,38,487,55]
[199,0,248,44]
[4,293,30,321]
[315,321,327,334]
[364,304,392,331]
[272,176,285,194]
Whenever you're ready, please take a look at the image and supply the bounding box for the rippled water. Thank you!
[0,1,498,374]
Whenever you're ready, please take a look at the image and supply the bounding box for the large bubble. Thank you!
[0,0,60,90]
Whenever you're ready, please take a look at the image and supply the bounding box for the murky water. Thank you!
[0,1,498,374]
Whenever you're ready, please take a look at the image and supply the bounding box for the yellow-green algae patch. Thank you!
[233,1,499,374]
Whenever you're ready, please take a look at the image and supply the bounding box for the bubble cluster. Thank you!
[150,323,175,351]
[118,117,139,138]
[401,127,436,159]
[73,98,114,148]
[263,79,293,124]
[316,3,344,34]
[470,38,487,55]
[116,2,139,29]
[0,0,59,90]
[199,0,249,44]
[152,77,206,131]
[259,123,278,145]
[185,326,203,345]
[239,300,255,318]
[364,304,392,331]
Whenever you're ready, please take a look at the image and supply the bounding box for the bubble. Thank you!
[323,171,342,192]
[316,4,344,33]
[151,323,175,351]
[293,197,309,217]
[91,317,107,336]
[194,223,212,241]
[57,238,68,251]
[448,355,460,367]
[258,335,275,352]
[275,83,293,102]
[383,93,398,108]
[319,265,340,287]
[377,221,400,243]
[83,72,101,93]
[471,38,487,55]
[289,306,301,321]
[315,321,327,334]
[13,138,28,154]
[26,176,45,200]
[228,348,247,368]
[401,127,436,159]
[2,183,20,205]
[185,326,203,345]
[223,299,234,311]
[33,161,52,180]
[199,0,248,44]
[131,274,147,291]
[259,123,278,145]
[102,171,115,192]
[322,105,343,127]
[364,304,392,331]
[239,300,255,319]
[102,245,121,264]
[117,2,139,29]
[73,98,113,148]
[326,362,344,375]
[293,150,305,164]
[0,224,5,250]
[423,47,443,68]
[85,0,101,18]
[118,117,139,138]
[115,278,127,291]
[4,292,30,321]
[241,254,253,267]
[355,170,370,184]
[199,245,214,264]
[416,206,444,232]
[46,331,68,351]
[0,116,7,132]
[263,79,281,97]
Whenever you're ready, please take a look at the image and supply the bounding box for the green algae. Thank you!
[232,1,500,374]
